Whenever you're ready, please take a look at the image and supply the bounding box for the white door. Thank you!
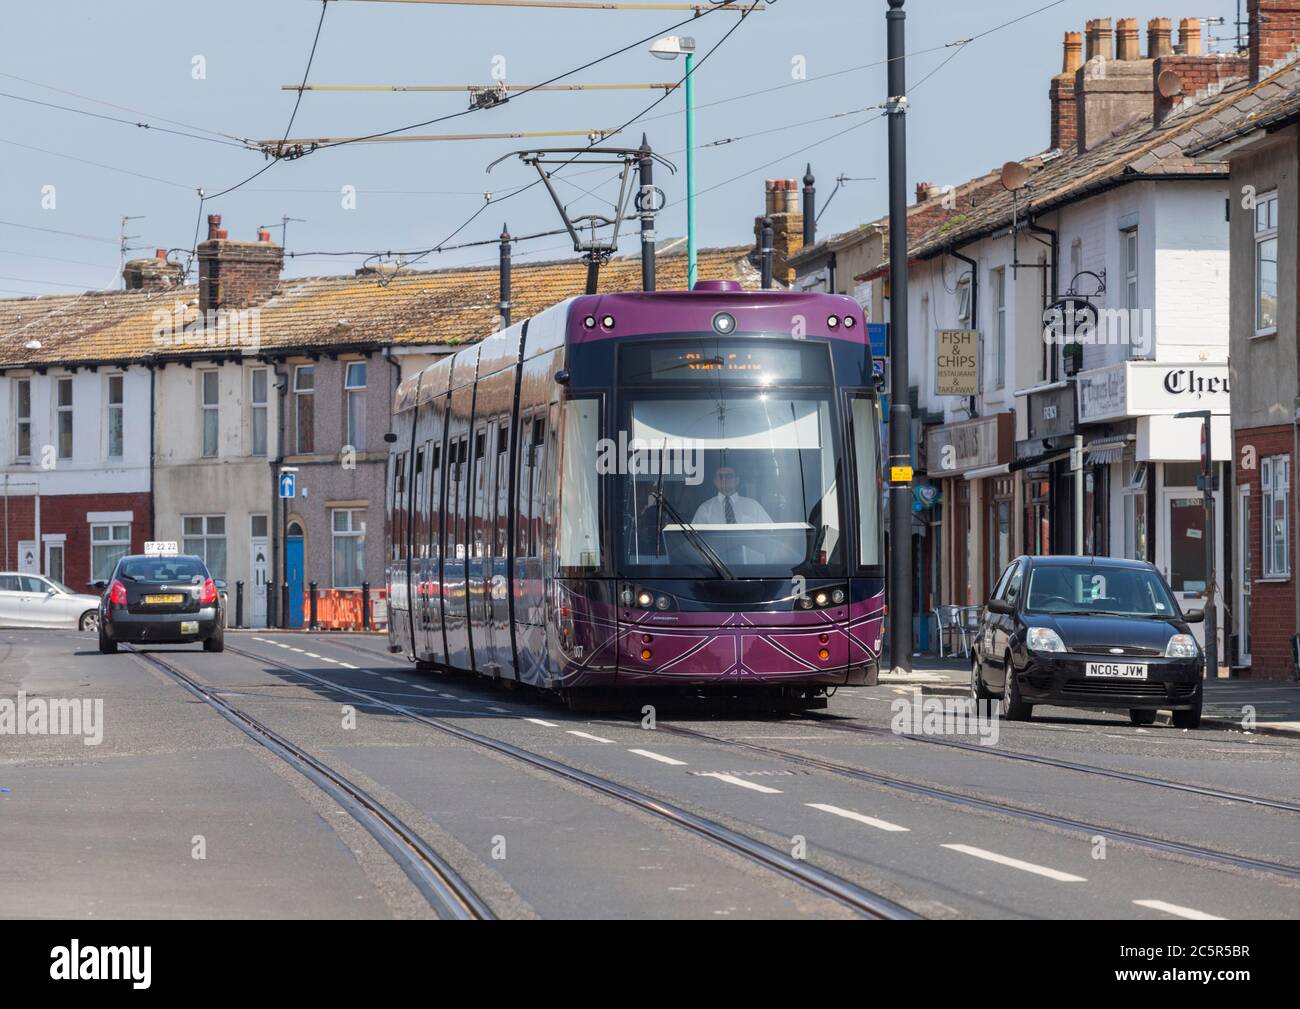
[250,537,268,627]
[45,541,65,586]
[1236,485,1251,667]
[1160,488,1224,665]
[16,540,37,575]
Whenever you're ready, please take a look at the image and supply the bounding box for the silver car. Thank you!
[0,573,103,632]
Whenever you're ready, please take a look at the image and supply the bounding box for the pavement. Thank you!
[882,651,1300,738]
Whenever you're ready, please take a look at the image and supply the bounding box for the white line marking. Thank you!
[699,772,782,794]
[487,706,510,713]
[275,643,291,649]
[629,748,687,766]
[361,670,380,676]
[289,647,305,653]
[1133,899,1225,920]
[566,730,614,743]
[338,662,358,669]
[806,802,909,832]
[941,844,1086,882]
[319,656,339,664]
[413,685,436,693]
[304,652,321,659]
[382,676,405,684]
[438,693,457,699]
[252,637,269,643]
[524,717,558,728]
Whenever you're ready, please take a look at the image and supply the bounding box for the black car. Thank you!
[971,555,1204,728]
[93,553,225,653]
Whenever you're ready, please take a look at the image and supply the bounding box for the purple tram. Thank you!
[385,280,884,708]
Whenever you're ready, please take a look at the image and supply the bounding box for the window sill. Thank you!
[1252,328,1278,341]
[1255,575,1291,584]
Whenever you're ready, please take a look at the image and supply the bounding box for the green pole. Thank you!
[685,50,696,290]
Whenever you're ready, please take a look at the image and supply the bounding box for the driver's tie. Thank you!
[724,496,736,524]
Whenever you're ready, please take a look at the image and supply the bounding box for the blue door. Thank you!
[286,535,304,628]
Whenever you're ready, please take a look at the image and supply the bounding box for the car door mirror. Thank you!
[46,586,58,595]
[90,580,106,591]
[986,599,1014,616]
[1183,608,1205,624]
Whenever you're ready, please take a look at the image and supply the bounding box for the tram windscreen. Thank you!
[619,394,844,577]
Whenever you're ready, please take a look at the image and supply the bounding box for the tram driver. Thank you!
[692,466,773,526]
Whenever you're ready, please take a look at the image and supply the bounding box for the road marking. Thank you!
[338,662,358,669]
[289,647,305,653]
[304,652,321,659]
[487,706,510,713]
[524,717,559,728]
[318,656,339,664]
[699,772,782,794]
[941,844,1086,882]
[275,643,292,649]
[567,730,614,743]
[413,685,436,693]
[382,676,405,684]
[806,802,909,832]
[629,748,687,766]
[1133,899,1225,921]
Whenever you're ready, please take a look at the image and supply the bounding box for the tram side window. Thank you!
[529,416,547,556]
[496,418,511,557]
[558,399,601,570]
[413,447,426,558]
[517,412,533,555]
[850,396,882,566]
[472,429,488,559]
[454,436,469,561]
[429,443,442,559]
[391,452,407,561]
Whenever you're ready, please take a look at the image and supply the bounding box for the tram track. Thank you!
[127,645,494,921]
[222,643,918,920]
[796,712,1300,814]
[648,720,1300,883]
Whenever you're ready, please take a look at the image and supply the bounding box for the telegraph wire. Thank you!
[0,90,254,150]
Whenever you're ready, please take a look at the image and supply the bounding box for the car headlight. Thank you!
[1026,626,1066,653]
[1165,633,1198,659]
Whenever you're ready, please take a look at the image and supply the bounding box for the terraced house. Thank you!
[0,217,760,627]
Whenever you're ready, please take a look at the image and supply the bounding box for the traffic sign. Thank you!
[279,472,297,499]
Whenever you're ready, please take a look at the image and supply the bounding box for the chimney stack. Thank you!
[1153,17,1249,124]
[1085,17,1115,60]
[1249,0,1300,83]
[1116,17,1141,60]
[1076,16,1155,150]
[197,216,284,314]
[122,247,183,292]
[1051,31,1083,150]
[753,179,804,288]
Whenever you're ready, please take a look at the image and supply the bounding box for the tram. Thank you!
[386,279,884,707]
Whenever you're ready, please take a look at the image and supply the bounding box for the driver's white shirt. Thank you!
[692,493,773,526]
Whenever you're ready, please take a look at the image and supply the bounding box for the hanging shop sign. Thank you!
[935,329,979,396]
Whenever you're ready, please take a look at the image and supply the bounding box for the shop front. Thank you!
[924,412,1015,606]
[1013,381,1080,560]
[1077,361,1230,661]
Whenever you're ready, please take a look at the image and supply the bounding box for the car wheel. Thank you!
[79,610,99,634]
[97,622,117,654]
[1129,709,1157,726]
[203,623,225,653]
[1000,655,1032,721]
[1172,687,1202,729]
[971,656,994,712]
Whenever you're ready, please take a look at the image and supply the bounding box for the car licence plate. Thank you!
[180,621,199,635]
[1085,661,1148,680]
[146,594,185,604]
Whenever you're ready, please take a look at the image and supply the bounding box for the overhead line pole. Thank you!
[886,0,913,676]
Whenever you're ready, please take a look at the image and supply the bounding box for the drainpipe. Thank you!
[148,365,156,543]
[272,359,289,625]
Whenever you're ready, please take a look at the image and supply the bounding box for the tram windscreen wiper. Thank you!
[651,488,735,580]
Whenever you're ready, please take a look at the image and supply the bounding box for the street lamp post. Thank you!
[651,35,697,288]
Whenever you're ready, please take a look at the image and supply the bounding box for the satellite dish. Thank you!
[1157,69,1184,98]
[1000,160,1030,191]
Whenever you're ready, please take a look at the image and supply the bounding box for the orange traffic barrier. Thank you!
[307,588,388,631]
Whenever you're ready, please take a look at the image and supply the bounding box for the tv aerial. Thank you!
[488,144,675,294]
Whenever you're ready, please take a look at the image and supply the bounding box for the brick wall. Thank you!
[1050,75,1077,151]
[1250,0,1300,82]
[0,492,152,591]
[1154,54,1249,124]
[1235,424,1297,679]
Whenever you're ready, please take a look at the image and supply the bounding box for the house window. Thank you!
[90,523,130,582]
[200,371,219,457]
[1122,226,1139,311]
[183,515,227,580]
[991,267,1006,389]
[56,376,73,459]
[250,368,268,456]
[294,365,314,454]
[106,374,124,459]
[1261,454,1290,578]
[955,275,972,326]
[1255,191,1278,336]
[15,378,31,461]
[345,361,366,450]
[332,508,366,587]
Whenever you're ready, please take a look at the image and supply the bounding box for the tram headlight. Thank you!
[826,315,839,329]
[582,315,597,329]
[637,591,654,608]
[620,588,635,606]
[843,315,856,329]
[831,588,847,605]
[799,596,815,610]
[601,314,616,329]
[655,595,671,610]
[814,592,829,607]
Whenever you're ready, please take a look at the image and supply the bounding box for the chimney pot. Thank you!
[1116,17,1140,61]
[155,248,167,259]
[1148,17,1173,58]
[1062,31,1083,74]
[258,228,272,243]
[1086,17,1115,61]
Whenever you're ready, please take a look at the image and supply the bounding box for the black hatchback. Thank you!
[94,553,225,653]
[971,555,1204,728]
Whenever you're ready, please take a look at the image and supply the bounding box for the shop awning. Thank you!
[964,463,1011,481]
[1009,449,1070,472]
[1084,435,1134,465]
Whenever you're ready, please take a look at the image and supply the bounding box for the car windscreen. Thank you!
[1025,564,1179,618]
[116,557,209,584]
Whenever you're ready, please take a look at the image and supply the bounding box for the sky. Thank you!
[0,0,1248,296]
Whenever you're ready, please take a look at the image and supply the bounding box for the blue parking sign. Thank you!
[279,471,296,499]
